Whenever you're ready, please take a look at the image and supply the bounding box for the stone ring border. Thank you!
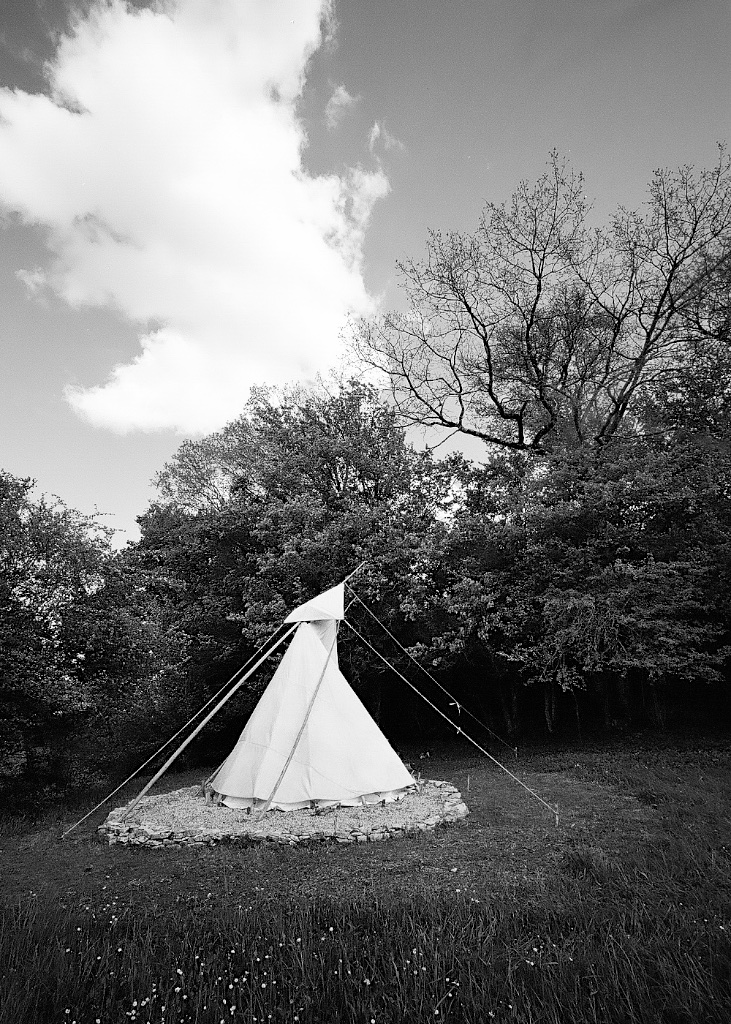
[99,779,469,848]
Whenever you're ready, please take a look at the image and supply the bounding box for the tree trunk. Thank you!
[543,680,556,733]
[499,679,521,739]
[594,673,611,731]
[573,690,583,743]
[511,683,521,738]
[499,681,515,738]
[617,672,633,725]
[649,681,666,730]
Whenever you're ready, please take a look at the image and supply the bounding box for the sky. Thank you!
[0,0,729,545]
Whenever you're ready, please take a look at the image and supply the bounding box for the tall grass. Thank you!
[2,882,729,1024]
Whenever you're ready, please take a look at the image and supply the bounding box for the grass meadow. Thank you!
[1,739,730,1023]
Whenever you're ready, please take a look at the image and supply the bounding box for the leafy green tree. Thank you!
[136,379,731,748]
[0,473,111,786]
[136,380,463,738]
[153,416,256,513]
[405,438,731,737]
[0,471,189,796]
[348,150,731,739]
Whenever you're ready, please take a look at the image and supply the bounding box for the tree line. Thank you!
[2,149,730,801]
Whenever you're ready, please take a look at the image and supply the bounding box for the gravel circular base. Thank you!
[99,780,469,848]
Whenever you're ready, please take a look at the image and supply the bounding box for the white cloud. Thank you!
[368,121,405,154]
[0,0,389,434]
[325,83,359,130]
[16,267,47,295]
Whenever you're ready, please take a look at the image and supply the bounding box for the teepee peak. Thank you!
[285,582,344,623]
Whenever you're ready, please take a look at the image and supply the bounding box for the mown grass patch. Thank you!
[1,739,730,1022]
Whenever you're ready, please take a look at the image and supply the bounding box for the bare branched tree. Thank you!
[355,148,731,451]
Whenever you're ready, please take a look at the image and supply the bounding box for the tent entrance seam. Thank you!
[254,625,339,816]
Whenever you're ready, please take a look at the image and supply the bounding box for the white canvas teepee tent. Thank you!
[208,583,415,810]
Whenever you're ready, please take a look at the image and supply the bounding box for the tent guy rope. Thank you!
[60,620,293,838]
[344,619,559,827]
[117,624,297,822]
[346,583,517,757]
